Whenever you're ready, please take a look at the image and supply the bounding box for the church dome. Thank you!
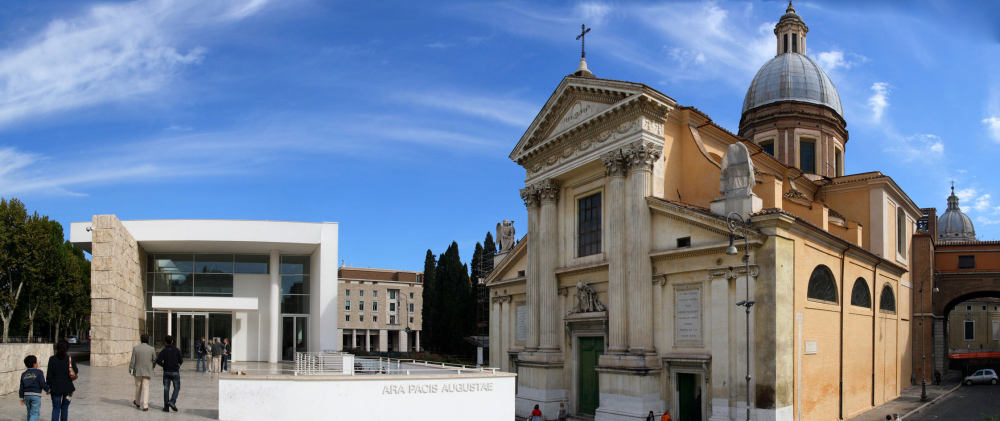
[938,186,976,242]
[742,53,843,117]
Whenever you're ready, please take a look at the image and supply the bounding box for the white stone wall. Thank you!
[0,344,53,396]
[90,214,144,367]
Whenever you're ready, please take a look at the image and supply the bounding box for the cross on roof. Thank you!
[576,24,591,59]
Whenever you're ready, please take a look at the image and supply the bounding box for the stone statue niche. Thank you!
[570,281,606,314]
[496,219,516,253]
[710,142,763,217]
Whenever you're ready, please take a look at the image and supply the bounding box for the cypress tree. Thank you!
[420,250,436,352]
[482,232,496,275]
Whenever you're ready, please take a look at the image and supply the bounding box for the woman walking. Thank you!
[47,340,78,421]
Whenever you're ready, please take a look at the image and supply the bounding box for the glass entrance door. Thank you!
[282,315,308,361]
[175,313,208,359]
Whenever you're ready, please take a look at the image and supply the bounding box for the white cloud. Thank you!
[983,116,1000,142]
[815,50,867,72]
[575,2,612,25]
[0,0,269,129]
[393,91,538,127]
[884,133,943,163]
[868,82,890,122]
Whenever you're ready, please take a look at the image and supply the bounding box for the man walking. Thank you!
[129,334,156,411]
[195,337,207,373]
[211,338,224,374]
[222,338,231,372]
[156,335,183,412]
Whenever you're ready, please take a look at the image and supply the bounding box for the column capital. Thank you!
[537,179,561,203]
[520,186,540,208]
[602,150,628,178]
[623,141,662,172]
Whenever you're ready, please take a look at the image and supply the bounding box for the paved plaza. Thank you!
[0,360,283,421]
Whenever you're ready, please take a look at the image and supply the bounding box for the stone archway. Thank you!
[930,274,1000,377]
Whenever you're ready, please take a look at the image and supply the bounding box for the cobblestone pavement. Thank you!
[907,383,1000,420]
[0,360,223,421]
[848,372,962,421]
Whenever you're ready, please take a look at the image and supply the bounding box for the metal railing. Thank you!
[292,352,501,376]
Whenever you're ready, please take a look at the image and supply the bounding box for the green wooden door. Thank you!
[577,337,604,415]
[678,373,695,421]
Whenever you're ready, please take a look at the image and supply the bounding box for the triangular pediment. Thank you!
[510,76,662,163]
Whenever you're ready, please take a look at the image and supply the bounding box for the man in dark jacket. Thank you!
[195,337,207,373]
[156,335,183,412]
[222,338,231,372]
[211,338,224,373]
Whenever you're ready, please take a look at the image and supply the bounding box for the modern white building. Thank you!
[70,216,339,365]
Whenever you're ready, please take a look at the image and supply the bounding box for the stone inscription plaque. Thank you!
[675,287,702,343]
[516,304,527,343]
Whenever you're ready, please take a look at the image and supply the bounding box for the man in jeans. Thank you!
[129,334,156,411]
[156,335,183,412]
[195,337,207,373]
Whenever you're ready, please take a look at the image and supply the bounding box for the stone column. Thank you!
[351,329,356,349]
[500,299,510,371]
[415,331,421,352]
[167,310,173,337]
[624,142,660,353]
[399,329,408,352]
[603,150,629,353]
[520,186,541,350]
[268,250,280,363]
[379,329,388,352]
[365,330,371,352]
[537,179,561,352]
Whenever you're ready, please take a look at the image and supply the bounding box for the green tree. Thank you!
[0,198,30,342]
[23,216,65,342]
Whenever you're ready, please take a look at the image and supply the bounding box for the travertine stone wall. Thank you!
[90,214,144,367]
[0,343,53,395]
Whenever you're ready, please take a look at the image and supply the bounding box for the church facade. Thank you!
[486,4,915,421]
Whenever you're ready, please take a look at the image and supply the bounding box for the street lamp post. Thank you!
[726,211,755,421]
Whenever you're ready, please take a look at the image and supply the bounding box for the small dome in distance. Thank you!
[938,185,976,243]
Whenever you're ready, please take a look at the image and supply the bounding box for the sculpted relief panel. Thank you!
[552,100,611,135]
[526,116,664,179]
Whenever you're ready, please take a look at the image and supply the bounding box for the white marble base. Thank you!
[710,194,762,218]
[708,398,731,421]
[594,391,664,421]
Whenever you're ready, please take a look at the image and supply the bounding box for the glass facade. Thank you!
[280,256,310,314]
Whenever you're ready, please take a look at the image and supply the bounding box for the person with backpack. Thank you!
[195,337,208,373]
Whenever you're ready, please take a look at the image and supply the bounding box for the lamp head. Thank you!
[726,234,738,256]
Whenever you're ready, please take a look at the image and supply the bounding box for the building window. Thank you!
[760,139,774,156]
[959,255,975,269]
[373,290,378,298]
[897,208,907,256]
[372,301,378,312]
[359,301,364,311]
[410,292,414,299]
[345,315,350,322]
[389,290,396,299]
[835,149,843,176]
[783,33,789,53]
[410,317,414,323]
[390,303,396,312]
[360,315,364,322]
[345,300,350,311]
[879,285,896,313]
[800,139,816,174]
[965,320,975,341]
[850,278,871,308]
[676,237,691,248]
[360,290,364,297]
[792,33,798,53]
[390,315,396,325]
[346,289,350,297]
[235,254,269,274]
[807,265,838,303]
[578,192,602,257]
[409,303,414,312]
[373,316,377,323]
[280,255,310,314]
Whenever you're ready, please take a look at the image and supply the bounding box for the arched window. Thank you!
[850,278,871,308]
[879,284,896,313]
[807,265,838,303]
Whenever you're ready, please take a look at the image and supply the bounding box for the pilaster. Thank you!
[521,186,541,350]
[603,150,628,353]
[537,179,561,351]
[623,142,659,353]
[754,221,795,420]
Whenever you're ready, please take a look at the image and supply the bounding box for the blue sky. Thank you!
[1,0,999,271]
